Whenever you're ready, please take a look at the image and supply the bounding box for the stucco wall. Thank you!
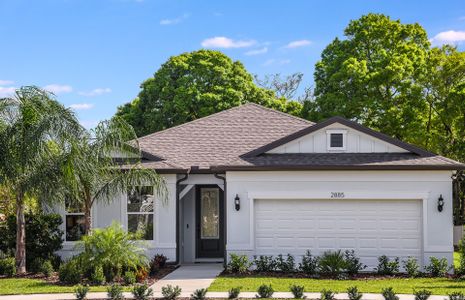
[226,170,454,269]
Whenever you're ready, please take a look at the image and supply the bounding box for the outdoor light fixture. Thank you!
[235,194,240,211]
[438,194,444,212]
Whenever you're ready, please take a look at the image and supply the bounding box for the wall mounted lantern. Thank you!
[438,194,444,212]
[234,194,240,211]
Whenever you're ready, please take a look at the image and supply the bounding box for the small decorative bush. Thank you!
[448,292,465,300]
[74,284,89,300]
[161,284,182,300]
[254,255,277,272]
[107,283,124,300]
[132,283,154,300]
[290,284,306,299]
[344,250,366,275]
[91,265,106,285]
[256,284,274,298]
[135,267,149,282]
[320,289,336,300]
[376,255,400,275]
[124,270,137,285]
[30,258,54,276]
[414,289,432,300]
[227,254,251,274]
[318,250,347,277]
[59,258,82,284]
[299,250,318,275]
[228,287,241,299]
[0,257,16,276]
[276,254,295,272]
[457,236,465,275]
[150,254,168,275]
[191,288,207,300]
[425,257,449,277]
[403,257,420,278]
[381,287,399,300]
[347,286,363,300]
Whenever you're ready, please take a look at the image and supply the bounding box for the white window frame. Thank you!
[64,200,85,242]
[326,129,347,151]
[126,186,155,240]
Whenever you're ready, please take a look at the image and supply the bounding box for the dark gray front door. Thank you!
[196,185,224,258]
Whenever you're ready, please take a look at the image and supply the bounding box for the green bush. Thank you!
[0,257,16,276]
[299,250,318,275]
[414,289,432,300]
[59,257,82,284]
[227,254,251,274]
[457,237,465,275]
[344,250,365,275]
[318,250,347,277]
[256,284,274,298]
[276,254,295,272]
[107,283,124,300]
[161,284,182,300]
[290,284,305,299]
[30,258,54,276]
[381,287,399,300]
[403,257,420,277]
[228,287,241,299]
[74,284,89,300]
[347,286,363,300]
[91,265,106,285]
[191,288,207,300]
[449,292,465,300]
[124,270,137,285]
[320,289,336,300]
[376,255,400,275]
[132,283,153,300]
[253,255,277,272]
[425,257,449,277]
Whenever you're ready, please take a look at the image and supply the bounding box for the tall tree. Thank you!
[116,50,302,136]
[254,72,314,102]
[0,86,82,273]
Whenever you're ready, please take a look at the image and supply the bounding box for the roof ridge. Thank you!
[244,102,314,125]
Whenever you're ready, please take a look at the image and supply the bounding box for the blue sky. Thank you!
[1,0,465,128]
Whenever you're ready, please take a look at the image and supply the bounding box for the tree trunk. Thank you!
[84,192,92,235]
[15,191,26,274]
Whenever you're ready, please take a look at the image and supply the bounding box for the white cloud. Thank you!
[69,103,94,110]
[431,30,465,45]
[0,80,14,86]
[245,47,268,56]
[0,86,16,98]
[160,13,189,25]
[78,88,112,97]
[43,84,73,94]
[201,36,256,48]
[285,39,312,48]
[262,58,291,67]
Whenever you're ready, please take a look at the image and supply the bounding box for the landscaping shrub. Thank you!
[228,287,241,299]
[403,257,420,277]
[254,255,277,272]
[107,283,124,300]
[91,265,106,285]
[414,289,432,300]
[344,250,366,275]
[299,250,318,275]
[449,292,465,300]
[135,266,149,282]
[457,236,465,275]
[276,254,295,272]
[320,289,336,300]
[124,270,137,285]
[256,284,274,298]
[74,284,89,300]
[227,253,251,274]
[290,284,306,299]
[132,283,154,300]
[347,286,363,300]
[376,255,400,275]
[191,288,207,300]
[425,257,449,277]
[381,287,399,300]
[161,284,182,300]
[318,250,347,277]
[150,253,168,275]
[0,257,16,276]
[59,257,82,284]
[30,258,54,277]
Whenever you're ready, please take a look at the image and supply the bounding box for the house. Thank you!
[56,103,465,270]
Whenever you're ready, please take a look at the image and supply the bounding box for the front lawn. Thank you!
[209,276,465,295]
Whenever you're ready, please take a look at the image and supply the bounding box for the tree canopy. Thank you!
[116,49,302,136]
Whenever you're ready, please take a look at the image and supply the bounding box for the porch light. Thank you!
[234,194,240,211]
[438,194,444,212]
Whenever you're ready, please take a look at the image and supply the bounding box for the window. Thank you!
[326,129,347,150]
[127,186,154,240]
[200,188,220,239]
[65,200,86,241]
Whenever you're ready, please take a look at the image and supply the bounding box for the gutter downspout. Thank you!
[175,172,189,265]
[214,173,227,268]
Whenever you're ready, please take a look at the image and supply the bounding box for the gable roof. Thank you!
[133,104,465,172]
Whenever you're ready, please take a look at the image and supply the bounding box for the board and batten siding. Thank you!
[267,123,407,153]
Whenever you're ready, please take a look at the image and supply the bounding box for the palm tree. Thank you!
[0,86,83,273]
[62,117,167,234]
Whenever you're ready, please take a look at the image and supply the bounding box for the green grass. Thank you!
[0,278,131,295]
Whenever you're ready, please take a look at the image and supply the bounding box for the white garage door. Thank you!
[254,199,422,269]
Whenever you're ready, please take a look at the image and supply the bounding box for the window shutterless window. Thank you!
[127,186,154,240]
[65,199,86,241]
[330,133,344,148]
[326,129,347,151]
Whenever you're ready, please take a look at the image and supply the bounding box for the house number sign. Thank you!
[331,192,345,198]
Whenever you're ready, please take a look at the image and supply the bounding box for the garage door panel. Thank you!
[254,199,422,269]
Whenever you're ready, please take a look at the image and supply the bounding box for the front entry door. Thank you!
[196,185,224,258]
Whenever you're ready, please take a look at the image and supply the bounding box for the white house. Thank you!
[56,103,465,270]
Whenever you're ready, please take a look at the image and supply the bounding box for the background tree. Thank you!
[254,72,314,102]
[0,86,82,273]
[116,50,302,136]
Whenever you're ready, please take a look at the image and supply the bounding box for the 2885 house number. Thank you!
[331,192,345,198]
